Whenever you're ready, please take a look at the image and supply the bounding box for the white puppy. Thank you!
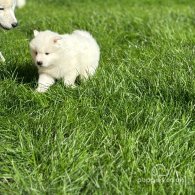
[30,30,100,93]
[0,0,19,62]
[0,0,18,30]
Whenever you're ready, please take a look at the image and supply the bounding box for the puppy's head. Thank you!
[30,30,62,68]
[0,0,18,30]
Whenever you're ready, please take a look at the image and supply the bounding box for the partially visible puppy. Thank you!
[0,0,18,30]
[30,30,100,93]
[0,0,19,62]
[16,0,25,8]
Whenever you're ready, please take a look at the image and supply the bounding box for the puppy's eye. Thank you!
[0,8,4,10]
[45,53,50,55]
[35,51,38,55]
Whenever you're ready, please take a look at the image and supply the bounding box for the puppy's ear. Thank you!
[33,30,39,37]
[53,36,62,44]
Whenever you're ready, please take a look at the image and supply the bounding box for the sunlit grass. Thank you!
[0,0,195,194]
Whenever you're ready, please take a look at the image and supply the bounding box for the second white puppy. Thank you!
[30,30,100,93]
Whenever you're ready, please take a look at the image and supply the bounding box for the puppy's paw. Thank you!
[36,87,48,93]
[69,84,76,89]
[0,52,5,62]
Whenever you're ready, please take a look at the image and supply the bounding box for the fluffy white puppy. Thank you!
[30,30,100,93]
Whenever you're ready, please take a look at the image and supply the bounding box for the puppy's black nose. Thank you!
[37,61,43,66]
[11,22,18,28]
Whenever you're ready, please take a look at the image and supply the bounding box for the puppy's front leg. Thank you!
[36,74,55,93]
[63,72,77,88]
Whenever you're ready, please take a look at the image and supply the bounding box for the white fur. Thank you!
[30,30,100,93]
[0,0,17,30]
[16,0,25,8]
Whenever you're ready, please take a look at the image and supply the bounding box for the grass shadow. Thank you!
[13,62,38,87]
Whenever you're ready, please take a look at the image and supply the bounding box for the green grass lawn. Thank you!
[0,0,195,194]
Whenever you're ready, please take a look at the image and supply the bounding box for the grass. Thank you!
[0,0,195,194]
